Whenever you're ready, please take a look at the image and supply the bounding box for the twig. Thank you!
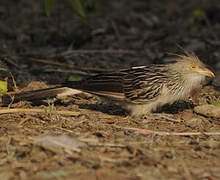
[89,143,127,148]
[152,113,183,122]
[29,57,114,73]
[7,72,19,108]
[124,130,153,141]
[0,108,80,116]
[59,49,137,56]
[54,127,75,133]
[9,72,18,91]
[114,125,220,136]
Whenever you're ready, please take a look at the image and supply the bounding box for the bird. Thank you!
[1,51,215,116]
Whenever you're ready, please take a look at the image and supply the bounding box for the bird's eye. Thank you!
[190,65,196,70]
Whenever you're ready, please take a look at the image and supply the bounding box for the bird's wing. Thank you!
[65,71,126,100]
[122,66,167,103]
[65,65,168,103]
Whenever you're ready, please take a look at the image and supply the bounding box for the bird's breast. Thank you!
[161,85,188,105]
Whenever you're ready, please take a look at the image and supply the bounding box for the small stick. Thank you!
[9,72,18,91]
[59,49,137,55]
[89,143,127,148]
[124,130,153,141]
[152,113,183,122]
[114,125,220,136]
[0,108,80,116]
[29,57,114,73]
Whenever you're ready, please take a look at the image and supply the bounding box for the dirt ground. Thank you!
[0,0,220,179]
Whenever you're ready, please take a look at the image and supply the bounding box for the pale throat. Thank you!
[167,72,205,101]
[183,73,205,92]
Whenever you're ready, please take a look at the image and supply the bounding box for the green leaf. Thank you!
[209,101,220,107]
[0,80,8,94]
[69,0,87,19]
[68,76,83,81]
[193,8,204,20]
[45,0,53,17]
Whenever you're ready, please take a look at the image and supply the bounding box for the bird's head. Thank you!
[170,52,215,87]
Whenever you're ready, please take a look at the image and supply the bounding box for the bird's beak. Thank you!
[198,68,215,78]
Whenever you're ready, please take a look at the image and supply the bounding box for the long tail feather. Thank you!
[1,87,79,106]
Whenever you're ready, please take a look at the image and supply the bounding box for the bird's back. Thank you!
[63,64,169,104]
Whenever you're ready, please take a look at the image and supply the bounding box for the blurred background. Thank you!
[0,0,219,88]
[0,1,219,179]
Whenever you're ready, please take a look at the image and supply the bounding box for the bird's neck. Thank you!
[166,70,204,101]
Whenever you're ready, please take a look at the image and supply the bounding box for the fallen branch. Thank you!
[114,125,220,136]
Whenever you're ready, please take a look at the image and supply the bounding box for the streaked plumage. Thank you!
[63,52,215,116]
[2,52,214,117]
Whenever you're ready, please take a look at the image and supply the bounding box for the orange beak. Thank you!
[198,68,215,78]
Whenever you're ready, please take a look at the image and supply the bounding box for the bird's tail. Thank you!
[0,85,82,106]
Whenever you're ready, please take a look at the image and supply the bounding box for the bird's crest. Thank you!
[168,48,204,66]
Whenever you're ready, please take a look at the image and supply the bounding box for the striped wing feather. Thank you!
[122,65,168,103]
[65,72,125,100]
[66,65,169,103]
